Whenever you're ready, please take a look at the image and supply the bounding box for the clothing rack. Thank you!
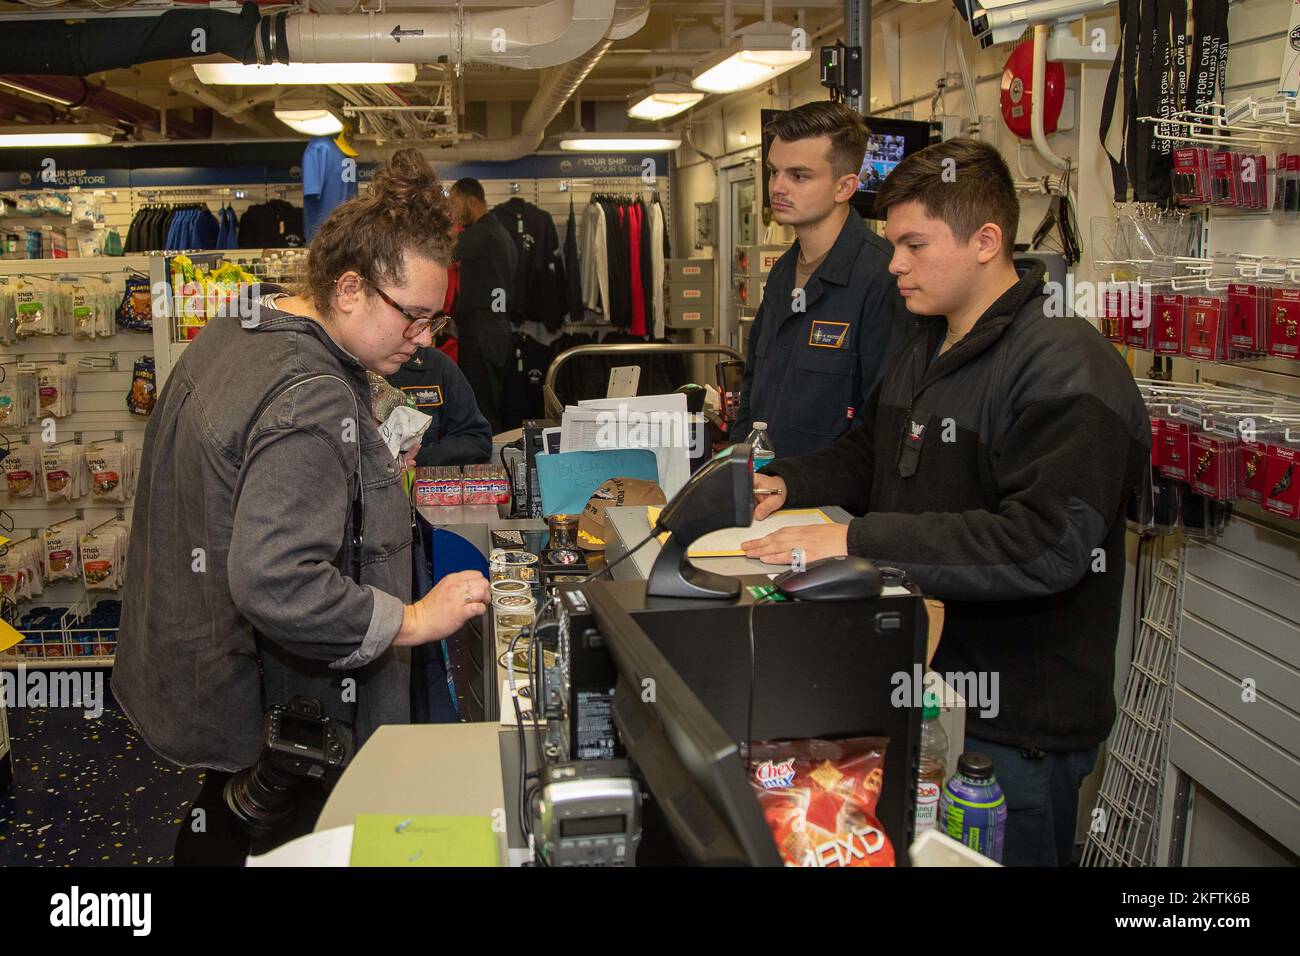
[136,188,233,201]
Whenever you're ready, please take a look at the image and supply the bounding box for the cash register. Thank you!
[524,446,930,866]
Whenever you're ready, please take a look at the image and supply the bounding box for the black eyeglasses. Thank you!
[366,281,449,340]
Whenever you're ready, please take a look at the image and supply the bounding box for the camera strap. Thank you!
[242,372,366,583]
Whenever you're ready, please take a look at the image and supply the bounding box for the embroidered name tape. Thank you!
[401,385,444,408]
[809,320,850,348]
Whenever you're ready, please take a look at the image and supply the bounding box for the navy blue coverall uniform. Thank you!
[385,346,493,467]
[733,212,910,458]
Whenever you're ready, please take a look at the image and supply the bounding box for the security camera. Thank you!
[953,0,1116,48]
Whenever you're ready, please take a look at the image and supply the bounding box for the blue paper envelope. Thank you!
[535,448,659,517]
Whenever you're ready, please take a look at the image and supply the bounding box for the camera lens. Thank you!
[222,758,302,837]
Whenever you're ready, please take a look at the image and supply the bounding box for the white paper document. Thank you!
[561,393,691,498]
[647,506,835,558]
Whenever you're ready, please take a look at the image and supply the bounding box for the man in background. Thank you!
[449,177,516,433]
[732,101,908,457]
[385,345,492,466]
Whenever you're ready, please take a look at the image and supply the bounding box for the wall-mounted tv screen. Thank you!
[761,109,933,220]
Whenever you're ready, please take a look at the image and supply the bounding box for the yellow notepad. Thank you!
[645,507,834,558]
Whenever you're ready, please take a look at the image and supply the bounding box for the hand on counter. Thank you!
[393,570,489,647]
[752,473,788,520]
[741,523,849,566]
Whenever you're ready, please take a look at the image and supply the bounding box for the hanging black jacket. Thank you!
[564,196,583,323]
[764,262,1151,752]
[490,197,567,332]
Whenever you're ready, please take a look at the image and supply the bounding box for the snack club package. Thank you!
[748,736,894,868]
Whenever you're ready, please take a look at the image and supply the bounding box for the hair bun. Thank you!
[369,147,439,205]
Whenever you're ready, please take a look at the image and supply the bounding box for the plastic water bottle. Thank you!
[747,422,775,472]
[914,692,948,835]
[938,751,1007,862]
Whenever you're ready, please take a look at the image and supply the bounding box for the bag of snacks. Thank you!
[85,441,129,503]
[13,277,57,338]
[2,442,40,498]
[37,363,76,418]
[126,356,156,416]
[747,736,895,868]
[116,275,153,332]
[43,520,83,583]
[81,524,126,591]
[41,443,86,503]
[0,369,38,428]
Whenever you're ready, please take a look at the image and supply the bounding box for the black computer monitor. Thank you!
[572,578,928,866]
[850,118,933,220]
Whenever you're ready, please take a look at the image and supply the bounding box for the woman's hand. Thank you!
[401,442,421,471]
[394,570,489,647]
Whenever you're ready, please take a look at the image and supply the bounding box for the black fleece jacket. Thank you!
[764,262,1151,751]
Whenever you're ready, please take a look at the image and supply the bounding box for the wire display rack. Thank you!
[1082,547,1183,867]
[0,595,118,668]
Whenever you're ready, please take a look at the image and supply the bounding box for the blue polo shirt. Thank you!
[303,137,358,240]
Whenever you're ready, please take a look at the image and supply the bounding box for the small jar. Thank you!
[547,513,579,550]
[489,549,538,583]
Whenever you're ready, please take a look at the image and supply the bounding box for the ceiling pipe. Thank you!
[1029,24,1069,171]
[0,4,260,75]
[0,74,209,139]
[274,0,618,71]
[168,65,281,138]
[0,89,60,125]
[358,0,649,163]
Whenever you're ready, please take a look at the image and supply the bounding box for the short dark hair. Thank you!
[451,177,485,203]
[763,101,869,178]
[874,137,1019,259]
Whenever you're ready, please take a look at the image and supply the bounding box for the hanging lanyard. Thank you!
[1099,0,1134,201]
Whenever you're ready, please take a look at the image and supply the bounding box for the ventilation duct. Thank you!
[0,75,211,139]
[272,0,618,72]
[359,0,649,163]
[0,4,261,75]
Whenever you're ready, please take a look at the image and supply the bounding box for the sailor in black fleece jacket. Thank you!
[742,139,1151,866]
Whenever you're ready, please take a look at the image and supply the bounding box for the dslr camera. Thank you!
[223,696,353,837]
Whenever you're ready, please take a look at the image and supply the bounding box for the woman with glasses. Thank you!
[114,149,489,864]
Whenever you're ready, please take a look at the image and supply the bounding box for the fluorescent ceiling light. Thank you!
[274,108,344,137]
[628,77,704,121]
[193,62,417,86]
[559,133,682,152]
[0,124,116,147]
[692,21,812,94]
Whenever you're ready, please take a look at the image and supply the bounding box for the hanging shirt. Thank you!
[649,199,666,338]
[580,199,610,317]
[628,201,646,336]
[303,137,358,241]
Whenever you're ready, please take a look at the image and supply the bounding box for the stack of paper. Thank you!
[558,393,692,499]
